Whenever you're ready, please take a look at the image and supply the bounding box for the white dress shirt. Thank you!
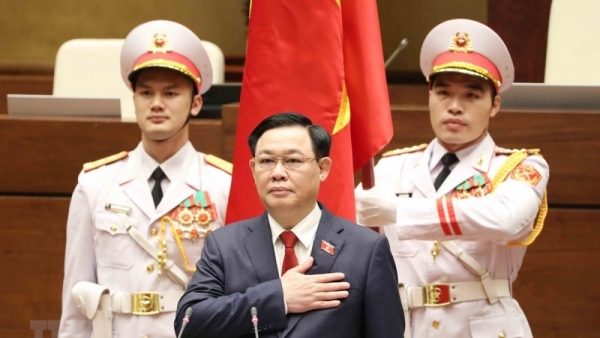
[429,137,481,183]
[268,203,322,276]
[140,142,199,197]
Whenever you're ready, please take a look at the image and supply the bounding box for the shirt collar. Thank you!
[269,203,322,249]
[429,139,448,171]
[429,136,487,171]
[140,141,194,180]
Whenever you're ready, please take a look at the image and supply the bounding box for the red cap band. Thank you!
[431,51,502,91]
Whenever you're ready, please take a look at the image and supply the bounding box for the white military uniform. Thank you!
[357,134,548,337]
[59,142,231,338]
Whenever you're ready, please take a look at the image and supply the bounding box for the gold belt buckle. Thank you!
[132,292,160,315]
[423,284,451,307]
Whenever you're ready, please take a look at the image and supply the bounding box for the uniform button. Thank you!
[150,228,158,236]
[499,331,506,338]
[110,225,117,232]
[146,264,155,273]
[432,320,440,329]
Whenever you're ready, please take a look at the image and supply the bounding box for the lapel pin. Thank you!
[320,240,335,256]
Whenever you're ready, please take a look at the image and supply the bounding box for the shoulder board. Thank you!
[495,147,541,156]
[83,151,128,172]
[205,154,232,175]
[382,143,428,158]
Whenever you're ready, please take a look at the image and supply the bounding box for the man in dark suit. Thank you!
[175,112,404,337]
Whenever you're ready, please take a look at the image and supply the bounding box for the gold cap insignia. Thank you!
[450,32,473,53]
[149,33,172,53]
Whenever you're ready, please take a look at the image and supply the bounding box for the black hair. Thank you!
[248,112,332,158]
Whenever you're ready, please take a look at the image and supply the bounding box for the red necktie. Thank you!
[280,231,299,276]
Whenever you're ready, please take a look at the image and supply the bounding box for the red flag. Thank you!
[225,0,392,224]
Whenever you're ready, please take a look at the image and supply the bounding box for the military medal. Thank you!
[452,173,492,199]
[178,208,194,225]
[195,208,212,225]
[169,190,217,240]
[157,190,219,273]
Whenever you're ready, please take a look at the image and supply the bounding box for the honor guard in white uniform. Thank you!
[355,19,549,338]
[58,20,232,338]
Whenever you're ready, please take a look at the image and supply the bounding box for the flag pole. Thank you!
[361,159,375,190]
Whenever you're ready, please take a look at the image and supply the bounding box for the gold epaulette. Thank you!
[382,143,428,158]
[83,151,128,172]
[495,147,541,156]
[205,154,232,175]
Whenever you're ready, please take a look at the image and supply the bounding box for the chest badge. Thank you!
[320,240,335,256]
[168,190,218,240]
[452,173,492,199]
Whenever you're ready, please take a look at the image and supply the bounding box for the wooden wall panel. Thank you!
[488,0,552,83]
[513,208,600,337]
[0,74,54,115]
[388,84,429,106]
[221,103,239,163]
[0,197,69,338]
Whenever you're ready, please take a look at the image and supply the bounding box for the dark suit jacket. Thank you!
[175,204,404,338]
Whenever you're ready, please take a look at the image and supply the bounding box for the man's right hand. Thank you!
[281,257,349,314]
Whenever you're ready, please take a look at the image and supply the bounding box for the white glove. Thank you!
[355,184,398,228]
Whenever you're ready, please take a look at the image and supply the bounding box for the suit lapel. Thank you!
[307,213,345,275]
[244,213,279,283]
[437,135,496,196]
[119,150,155,219]
[282,207,345,337]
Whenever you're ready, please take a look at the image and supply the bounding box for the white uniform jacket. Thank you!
[357,134,549,338]
[59,142,231,338]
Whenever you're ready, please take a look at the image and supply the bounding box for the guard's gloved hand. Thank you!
[355,185,398,228]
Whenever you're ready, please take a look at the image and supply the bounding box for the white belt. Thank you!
[405,279,510,309]
[111,291,183,315]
